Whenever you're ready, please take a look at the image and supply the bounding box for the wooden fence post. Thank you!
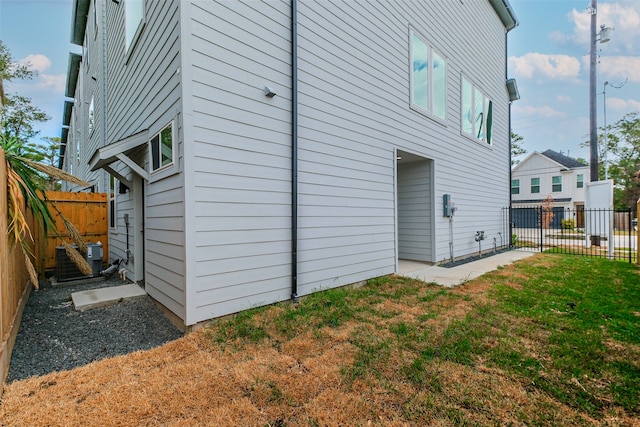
[637,198,639,266]
[0,148,7,349]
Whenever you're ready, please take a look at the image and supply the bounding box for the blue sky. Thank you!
[1,0,639,163]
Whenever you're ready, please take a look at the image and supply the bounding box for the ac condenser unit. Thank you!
[55,242,104,281]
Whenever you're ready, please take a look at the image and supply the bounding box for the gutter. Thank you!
[291,0,299,302]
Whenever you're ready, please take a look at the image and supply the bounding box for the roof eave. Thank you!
[65,53,82,98]
[70,0,90,45]
[488,0,519,32]
[63,100,74,127]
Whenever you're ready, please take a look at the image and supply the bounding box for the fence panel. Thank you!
[43,191,108,271]
[505,206,637,263]
[0,149,34,392]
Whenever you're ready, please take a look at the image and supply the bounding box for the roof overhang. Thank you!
[65,53,82,98]
[58,127,69,169]
[488,0,518,32]
[70,0,90,45]
[62,100,74,127]
[89,130,151,185]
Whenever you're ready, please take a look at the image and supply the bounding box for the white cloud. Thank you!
[607,97,640,111]
[509,53,581,80]
[565,2,640,55]
[557,95,571,103]
[18,54,52,73]
[598,56,640,83]
[513,105,567,119]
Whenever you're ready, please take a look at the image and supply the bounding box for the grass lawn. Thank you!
[1,254,639,426]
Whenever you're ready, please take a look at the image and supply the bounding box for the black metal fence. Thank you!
[503,207,637,263]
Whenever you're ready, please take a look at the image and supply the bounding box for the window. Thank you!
[125,0,144,51]
[531,177,540,194]
[150,122,174,171]
[577,174,584,189]
[93,1,98,40]
[462,76,493,144]
[109,175,117,229]
[552,176,562,192]
[88,96,95,135]
[410,30,446,120]
[511,179,520,195]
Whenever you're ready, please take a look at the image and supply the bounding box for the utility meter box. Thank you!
[443,194,453,217]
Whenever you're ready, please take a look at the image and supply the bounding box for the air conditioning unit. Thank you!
[55,242,104,282]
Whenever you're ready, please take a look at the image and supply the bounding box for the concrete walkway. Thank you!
[399,250,536,287]
[72,283,147,311]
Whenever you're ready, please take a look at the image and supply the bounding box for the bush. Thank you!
[561,219,575,230]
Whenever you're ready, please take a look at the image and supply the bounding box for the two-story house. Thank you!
[60,0,518,330]
[511,149,590,227]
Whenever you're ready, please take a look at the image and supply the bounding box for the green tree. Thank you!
[1,40,91,286]
[600,112,640,209]
[511,131,526,165]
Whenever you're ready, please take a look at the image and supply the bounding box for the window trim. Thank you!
[461,74,493,145]
[149,121,175,173]
[409,28,447,123]
[552,175,562,192]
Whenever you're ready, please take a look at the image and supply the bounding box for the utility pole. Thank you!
[589,0,598,182]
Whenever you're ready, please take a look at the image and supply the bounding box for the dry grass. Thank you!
[1,254,638,426]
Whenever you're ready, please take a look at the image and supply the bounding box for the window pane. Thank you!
[432,50,446,119]
[511,179,520,195]
[474,90,484,140]
[151,134,160,170]
[462,78,473,135]
[531,177,540,193]
[552,176,562,192]
[577,174,584,188]
[125,0,144,50]
[412,34,429,110]
[160,125,173,167]
[485,100,492,144]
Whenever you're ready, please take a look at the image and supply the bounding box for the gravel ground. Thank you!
[7,277,182,383]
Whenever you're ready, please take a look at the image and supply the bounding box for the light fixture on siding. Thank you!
[264,86,276,98]
[506,78,520,102]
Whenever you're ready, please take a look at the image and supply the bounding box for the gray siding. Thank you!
[296,0,510,286]
[397,160,433,262]
[105,0,185,317]
[183,0,292,324]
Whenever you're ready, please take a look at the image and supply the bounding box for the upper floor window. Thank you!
[576,174,584,188]
[410,30,446,121]
[511,179,520,195]
[462,77,492,144]
[150,122,174,172]
[531,177,540,194]
[125,0,144,51]
[552,176,562,192]
[88,96,95,135]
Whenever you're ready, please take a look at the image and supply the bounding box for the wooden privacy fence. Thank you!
[0,149,34,392]
[43,190,109,271]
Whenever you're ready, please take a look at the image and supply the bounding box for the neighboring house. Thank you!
[60,0,518,330]
[511,149,589,227]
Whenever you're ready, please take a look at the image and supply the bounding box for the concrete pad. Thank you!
[72,284,147,311]
[401,250,536,287]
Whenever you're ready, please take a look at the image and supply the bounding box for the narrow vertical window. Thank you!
[109,175,118,229]
[150,122,174,172]
[511,179,520,195]
[576,174,584,188]
[125,0,144,51]
[88,96,95,135]
[410,29,446,120]
[552,176,562,192]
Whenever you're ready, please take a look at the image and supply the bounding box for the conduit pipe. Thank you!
[291,0,299,302]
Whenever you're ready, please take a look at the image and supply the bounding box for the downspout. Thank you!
[291,0,299,302]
